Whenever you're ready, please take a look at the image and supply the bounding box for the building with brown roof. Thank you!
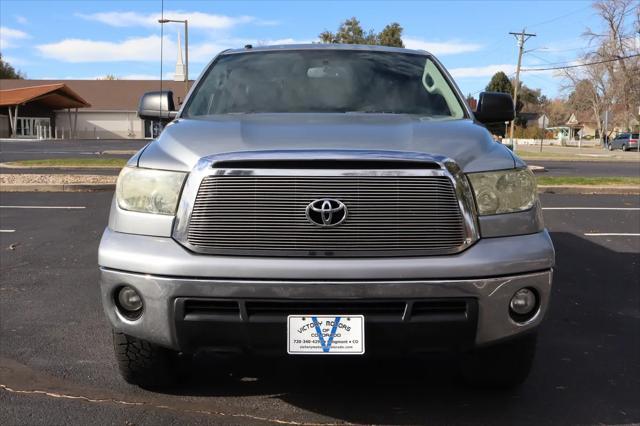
[0,79,188,139]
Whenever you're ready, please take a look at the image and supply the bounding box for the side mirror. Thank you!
[138,91,178,120]
[474,92,514,124]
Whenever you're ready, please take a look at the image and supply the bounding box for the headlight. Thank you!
[116,167,187,215]
[467,168,537,215]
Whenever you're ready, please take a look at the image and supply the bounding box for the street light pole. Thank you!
[158,18,189,98]
[184,20,188,97]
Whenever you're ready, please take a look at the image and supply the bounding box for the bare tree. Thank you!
[584,0,640,130]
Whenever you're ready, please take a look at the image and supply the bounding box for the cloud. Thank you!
[449,63,557,79]
[77,10,265,30]
[403,37,483,55]
[448,64,516,78]
[1,55,30,66]
[0,26,30,48]
[37,35,176,62]
[15,15,28,25]
[36,33,315,64]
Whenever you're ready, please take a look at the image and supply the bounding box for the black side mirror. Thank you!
[474,92,514,124]
[138,91,178,120]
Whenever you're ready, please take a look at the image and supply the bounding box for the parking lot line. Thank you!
[0,206,86,209]
[543,207,640,211]
[0,229,16,233]
[584,233,640,236]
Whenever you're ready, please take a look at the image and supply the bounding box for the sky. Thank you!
[0,0,607,98]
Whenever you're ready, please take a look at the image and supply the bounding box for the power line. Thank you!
[527,53,570,66]
[521,53,640,71]
[526,4,593,29]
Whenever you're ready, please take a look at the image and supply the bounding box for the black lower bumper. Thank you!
[174,298,479,355]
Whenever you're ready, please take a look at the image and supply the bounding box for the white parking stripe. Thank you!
[584,233,640,237]
[543,207,640,211]
[0,229,16,233]
[0,206,86,209]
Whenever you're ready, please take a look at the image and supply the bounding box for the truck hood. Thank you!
[138,114,517,173]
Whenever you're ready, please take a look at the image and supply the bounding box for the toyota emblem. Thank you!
[305,198,348,227]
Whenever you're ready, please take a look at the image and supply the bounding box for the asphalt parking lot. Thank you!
[1,191,639,425]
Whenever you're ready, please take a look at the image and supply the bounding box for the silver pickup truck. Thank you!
[99,44,554,388]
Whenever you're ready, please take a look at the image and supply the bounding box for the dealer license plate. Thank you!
[287,315,365,355]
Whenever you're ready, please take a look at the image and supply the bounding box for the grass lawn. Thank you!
[517,149,639,162]
[537,176,640,186]
[2,158,127,168]
[518,151,613,161]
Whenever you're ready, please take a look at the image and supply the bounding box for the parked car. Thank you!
[99,44,555,389]
[609,132,640,151]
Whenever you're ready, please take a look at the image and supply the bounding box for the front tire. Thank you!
[459,332,537,388]
[621,144,627,151]
[113,331,182,388]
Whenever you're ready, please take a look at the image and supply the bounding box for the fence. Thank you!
[512,138,601,147]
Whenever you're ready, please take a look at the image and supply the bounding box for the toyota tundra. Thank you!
[99,44,555,388]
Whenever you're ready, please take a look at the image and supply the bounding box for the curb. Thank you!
[537,185,640,195]
[1,183,115,192]
[528,165,546,173]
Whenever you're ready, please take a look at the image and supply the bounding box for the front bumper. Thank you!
[100,267,553,352]
[99,228,554,353]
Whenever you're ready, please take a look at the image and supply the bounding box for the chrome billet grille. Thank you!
[185,174,468,256]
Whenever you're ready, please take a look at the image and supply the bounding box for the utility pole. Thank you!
[508,29,536,152]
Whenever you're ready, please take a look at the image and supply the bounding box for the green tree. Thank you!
[483,72,514,137]
[319,17,404,47]
[485,71,512,94]
[378,23,404,48]
[0,53,25,79]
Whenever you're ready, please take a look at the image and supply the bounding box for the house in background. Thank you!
[565,112,599,139]
[0,79,188,139]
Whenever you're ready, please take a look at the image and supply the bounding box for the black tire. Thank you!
[607,143,613,151]
[113,331,182,388]
[459,332,537,388]
[621,144,627,151]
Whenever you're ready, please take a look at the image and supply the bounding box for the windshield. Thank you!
[184,50,465,118]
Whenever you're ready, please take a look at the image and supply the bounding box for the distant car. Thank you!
[609,132,639,151]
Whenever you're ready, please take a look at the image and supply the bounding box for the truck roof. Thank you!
[222,43,431,56]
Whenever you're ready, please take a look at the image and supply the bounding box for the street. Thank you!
[1,191,638,425]
[0,139,147,163]
[536,160,640,177]
[3,140,640,180]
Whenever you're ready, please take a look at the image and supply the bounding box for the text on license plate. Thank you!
[287,315,365,355]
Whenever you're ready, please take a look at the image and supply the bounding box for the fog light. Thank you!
[509,288,537,318]
[116,286,143,318]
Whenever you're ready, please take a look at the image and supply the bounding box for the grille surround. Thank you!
[173,151,479,257]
